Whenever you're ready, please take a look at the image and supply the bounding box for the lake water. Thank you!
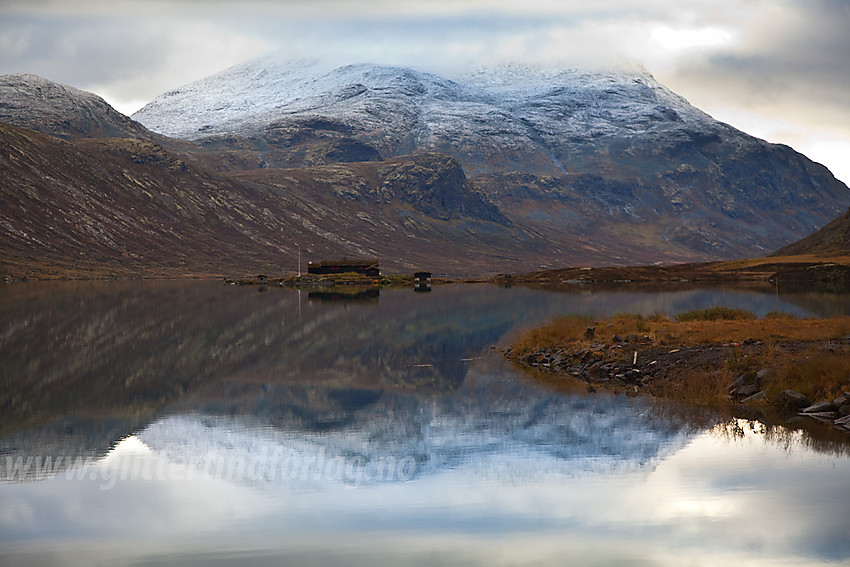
[1,281,849,566]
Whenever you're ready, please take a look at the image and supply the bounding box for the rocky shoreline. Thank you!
[506,333,850,434]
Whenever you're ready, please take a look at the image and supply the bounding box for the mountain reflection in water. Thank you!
[3,279,850,466]
[2,281,850,566]
[138,372,691,489]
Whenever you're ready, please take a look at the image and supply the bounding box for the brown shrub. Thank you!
[676,306,757,322]
[512,313,593,355]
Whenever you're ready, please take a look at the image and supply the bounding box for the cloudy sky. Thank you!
[1,0,848,185]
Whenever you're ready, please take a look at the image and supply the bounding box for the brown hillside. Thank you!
[0,123,544,278]
[773,208,850,257]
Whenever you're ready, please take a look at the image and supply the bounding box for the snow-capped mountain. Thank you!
[133,57,714,176]
[131,57,850,263]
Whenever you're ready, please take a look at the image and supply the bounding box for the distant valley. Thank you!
[1,59,849,279]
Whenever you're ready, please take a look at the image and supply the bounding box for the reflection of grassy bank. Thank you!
[502,254,850,292]
[508,309,850,430]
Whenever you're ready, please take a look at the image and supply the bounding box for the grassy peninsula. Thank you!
[507,308,850,432]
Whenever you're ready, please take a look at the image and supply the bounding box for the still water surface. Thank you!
[1,281,849,566]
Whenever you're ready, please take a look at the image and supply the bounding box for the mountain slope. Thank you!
[0,121,289,277]
[133,58,850,261]
[0,119,540,278]
[0,74,155,141]
[773,208,850,256]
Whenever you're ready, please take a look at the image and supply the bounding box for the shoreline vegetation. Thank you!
[4,253,850,284]
[505,307,850,435]
[223,273,489,289]
[496,254,850,291]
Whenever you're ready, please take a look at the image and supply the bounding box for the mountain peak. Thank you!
[0,73,153,140]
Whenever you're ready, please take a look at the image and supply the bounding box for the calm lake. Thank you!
[1,281,849,566]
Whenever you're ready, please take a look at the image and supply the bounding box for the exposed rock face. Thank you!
[0,73,154,140]
[304,138,381,166]
[376,153,506,222]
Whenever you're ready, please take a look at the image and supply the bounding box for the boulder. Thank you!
[801,412,838,422]
[774,390,811,412]
[734,384,761,397]
[801,401,837,414]
[834,396,850,417]
[756,368,776,381]
[741,391,767,403]
[624,369,642,383]
[835,414,850,426]
[730,372,761,397]
[588,361,610,379]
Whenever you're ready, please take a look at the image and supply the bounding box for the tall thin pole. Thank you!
[298,245,301,277]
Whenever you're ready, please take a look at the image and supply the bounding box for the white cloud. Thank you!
[650,25,738,52]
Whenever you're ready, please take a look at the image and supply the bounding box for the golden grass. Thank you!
[512,310,850,408]
[513,314,593,355]
[771,346,850,401]
[710,254,850,272]
[675,306,757,322]
[658,317,850,346]
[520,312,850,350]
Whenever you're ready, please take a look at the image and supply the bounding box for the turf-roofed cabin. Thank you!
[307,259,380,277]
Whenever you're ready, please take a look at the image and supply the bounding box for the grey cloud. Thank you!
[655,0,850,165]
[0,13,169,86]
[670,0,850,108]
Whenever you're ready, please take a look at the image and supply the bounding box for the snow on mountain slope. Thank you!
[132,57,715,175]
[0,73,154,140]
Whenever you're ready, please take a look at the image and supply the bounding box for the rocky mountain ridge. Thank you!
[0,119,536,278]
